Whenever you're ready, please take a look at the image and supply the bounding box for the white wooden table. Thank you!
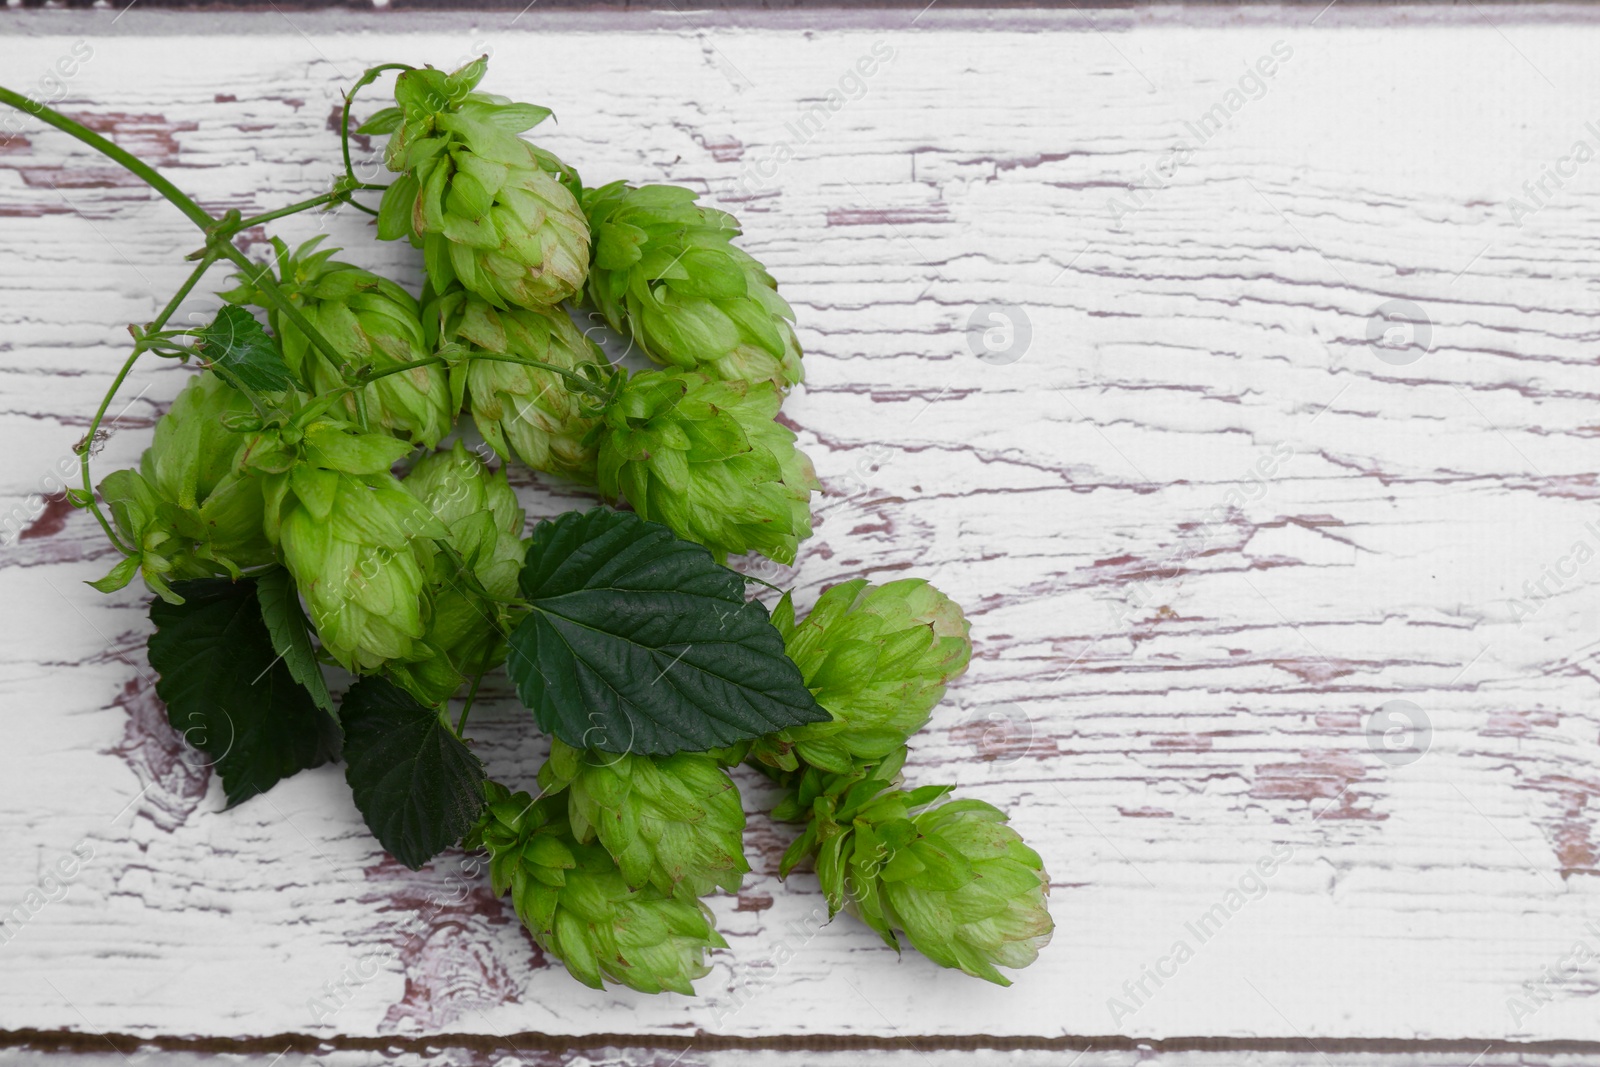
[4,4,1600,1063]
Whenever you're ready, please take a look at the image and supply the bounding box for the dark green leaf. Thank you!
[196,306,298,393]
[255,566,333,714]
[505,507,827,756]
[340,677,485,870]
[148,577,342,808]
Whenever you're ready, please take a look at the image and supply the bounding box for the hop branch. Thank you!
[0,56,1052,997]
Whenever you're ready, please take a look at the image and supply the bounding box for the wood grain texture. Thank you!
[4,4,1600,1055]
[8,1048,1600,1067]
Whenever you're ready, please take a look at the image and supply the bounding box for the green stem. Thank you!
[0,91,358,411]
[358,355,450,386]
[234,184,387,230]
[436,540,521,612]
[0,87,378,558]
[139,339,194,357]
[233,191,347,231]
[204,363,271,420]
[356,352,611,402]
[341,63,412,183]
[287,353,445,428]
[75,349,141,554]
[151,254,220,332]
[215,244,348,373]
[76,254,220,554]
[0,86,215,230]
[461,353,612,400]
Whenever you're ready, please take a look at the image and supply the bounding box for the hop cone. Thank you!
[92,371,271,602]
[251,419,447,671]
[468,781,728,995]
[582,182,803,389]
[779,760,1052,987]
[386,442,527,705]
[223,237,453,448]
[428,289,604,482]
[374,59,589,311]
[876,798,1054,986]
[596,368,817,563]
[141,370,254,511]
[538,738,749,899]
[763,579,972,773]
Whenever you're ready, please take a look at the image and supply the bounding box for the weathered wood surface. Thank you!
[5,4,1600,1058]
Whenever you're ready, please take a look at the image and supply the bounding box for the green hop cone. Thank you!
[92,371,272,603]
[760,579,972,774]
[222,237,453,448]
[779,760,1052,987]
[250,419,447,671]
[537,738,750,899]
[582,182,804,389]
[401,441,525,598]
[468,781,728,995]
[371,58,589,311]
[427,289,604,482]
[875,797,1054,986]
[596,368,817,564]
[141,370,254,511]
[386,442,527,705]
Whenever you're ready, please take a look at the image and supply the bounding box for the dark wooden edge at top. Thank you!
[4,1,1596,34]
[0,0,1359,7]
[1,0,1590,9]
[6,1029,1600,1057]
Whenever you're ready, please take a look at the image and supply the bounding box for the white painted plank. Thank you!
[3,7,1600,1049]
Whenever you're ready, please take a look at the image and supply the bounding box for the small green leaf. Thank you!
[444,56,488,98]
[904,784,955,808]
[356,106,403,135]
[301,423,414,475]
[475,100,551,133]
[255,566,333,714]
[594,221,647,271]
[148,577,341,808]
[87,554,140,594]
[196,306,298,393]
[505,507,828,756]
[341,677,485,870]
